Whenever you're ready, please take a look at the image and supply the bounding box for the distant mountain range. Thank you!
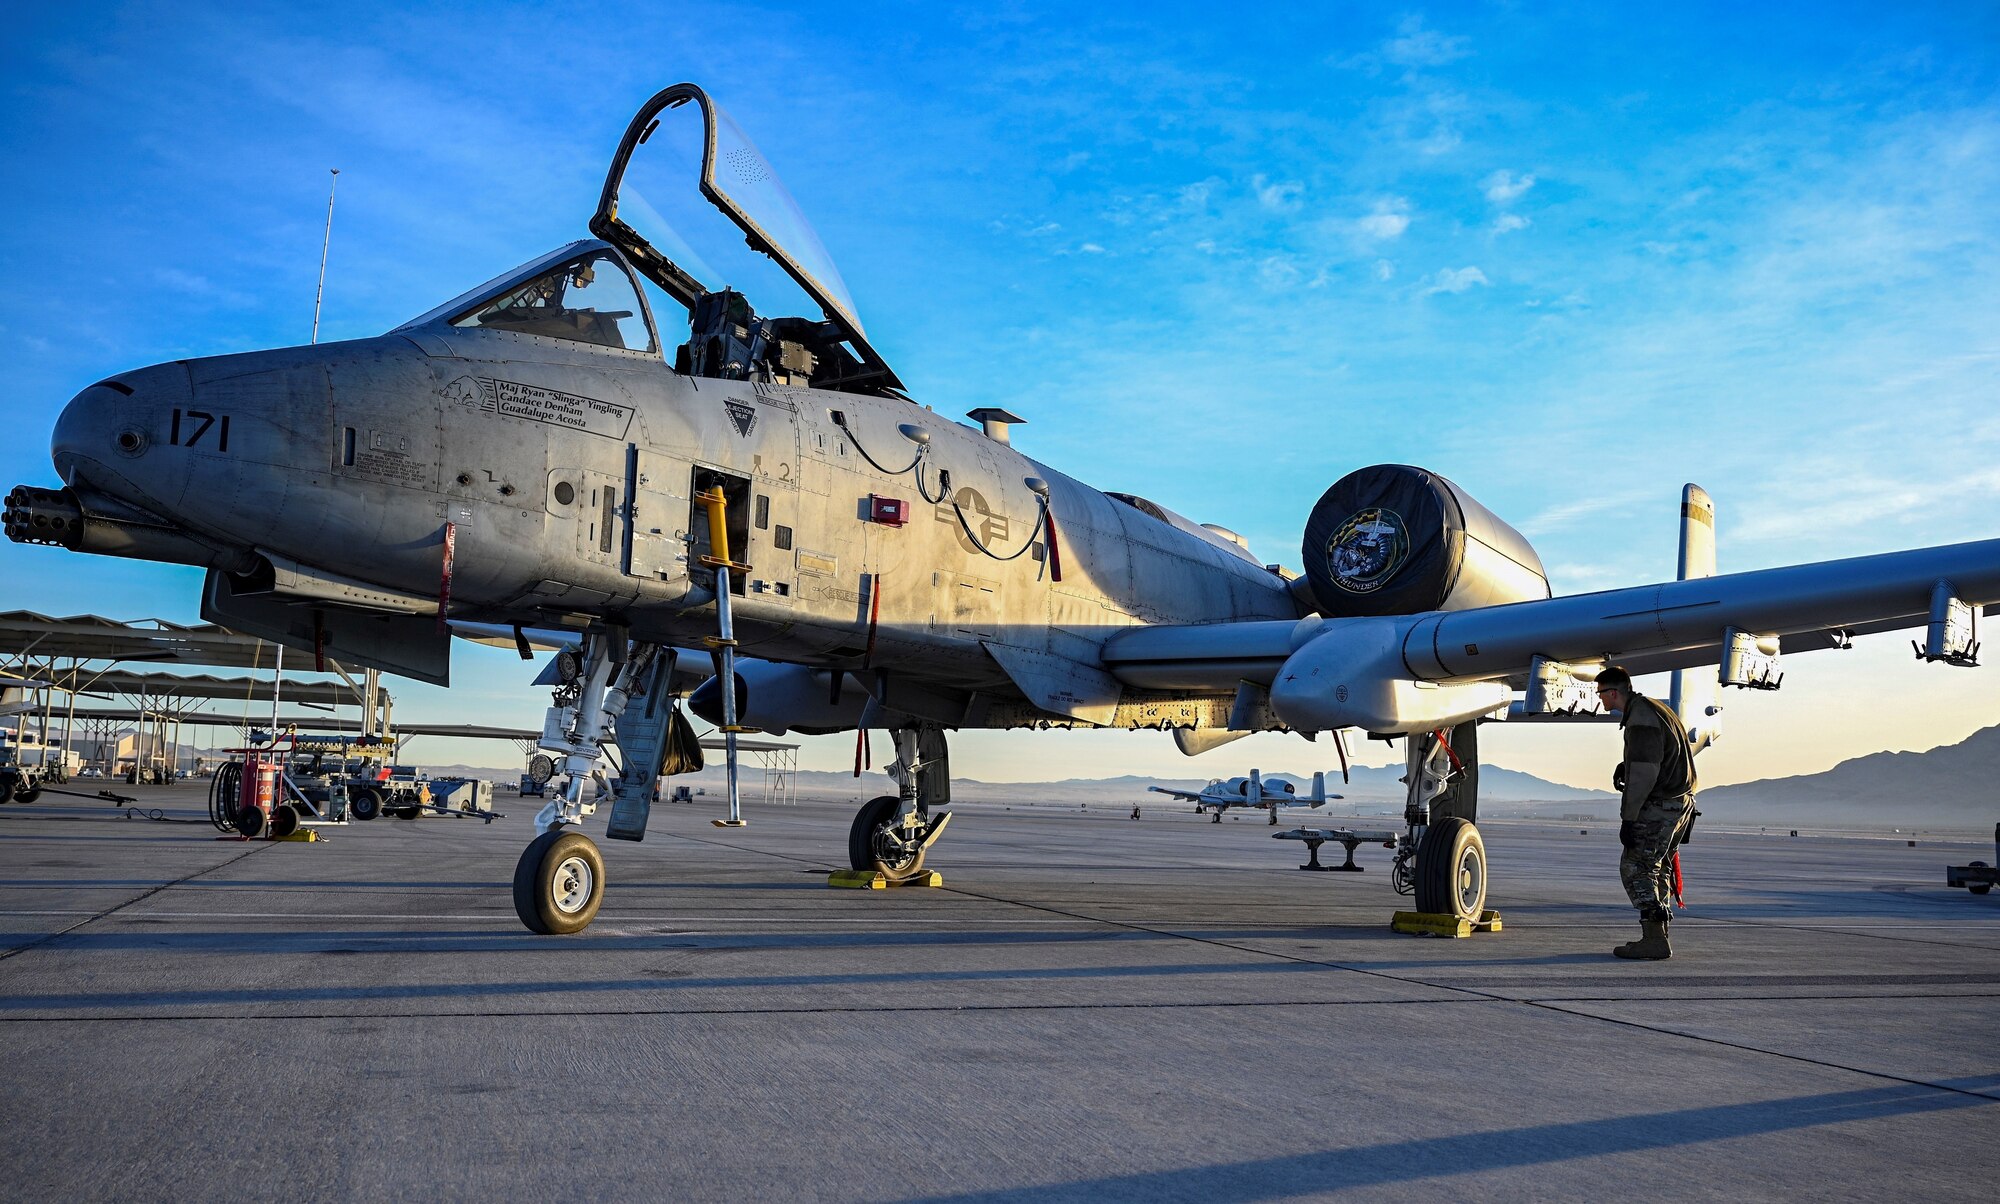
[429,722,2000,833]
[1700,723,2000,830]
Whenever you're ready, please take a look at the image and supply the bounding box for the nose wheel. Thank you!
[514,829,606,934]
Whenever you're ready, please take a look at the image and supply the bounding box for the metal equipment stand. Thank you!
[1946,823,1999,896]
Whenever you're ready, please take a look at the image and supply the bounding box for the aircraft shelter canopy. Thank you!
[0,611,295,671]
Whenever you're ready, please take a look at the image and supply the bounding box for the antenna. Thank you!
[310,168,340,344]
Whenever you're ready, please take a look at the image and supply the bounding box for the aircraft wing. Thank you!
[1146,786,1207,801]
[1105,536,2000,734]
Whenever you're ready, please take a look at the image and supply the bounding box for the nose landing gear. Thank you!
[510,629,664,934]
[515,828,607,934]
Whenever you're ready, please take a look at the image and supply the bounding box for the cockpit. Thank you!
[448,250,657,354]
[404,84,901,398]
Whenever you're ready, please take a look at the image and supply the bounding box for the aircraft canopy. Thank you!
[591,83,900,392]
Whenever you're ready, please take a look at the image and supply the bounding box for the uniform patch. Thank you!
[1324,507,1409,594]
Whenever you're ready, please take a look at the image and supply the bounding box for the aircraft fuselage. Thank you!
[46,322,1299,731]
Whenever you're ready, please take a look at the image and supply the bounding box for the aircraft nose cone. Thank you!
[50,363,194,505]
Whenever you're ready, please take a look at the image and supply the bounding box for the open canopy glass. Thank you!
[591,83,899,392]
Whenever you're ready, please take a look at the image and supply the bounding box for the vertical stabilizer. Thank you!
[1249,767,1263,799]
[1310,771,1326,804]
[1669,484,1719,754]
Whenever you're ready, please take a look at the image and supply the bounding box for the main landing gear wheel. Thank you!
[1414,817,1487,920]
[514,829,606,935]
[848,795,927,882]
[349,787,382,822]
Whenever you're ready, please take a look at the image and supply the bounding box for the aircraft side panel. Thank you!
[632,380,1303,712]
[430,350,645,611]
[373,332,1298,713]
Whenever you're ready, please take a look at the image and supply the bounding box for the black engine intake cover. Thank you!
[1301,464,1550,617]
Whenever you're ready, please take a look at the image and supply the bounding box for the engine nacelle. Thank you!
[687,660,869,735]
[1300,465,1549,617]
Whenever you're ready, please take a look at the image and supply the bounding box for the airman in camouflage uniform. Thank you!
[1595,666,1697,960]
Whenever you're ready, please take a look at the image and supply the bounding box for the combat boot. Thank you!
[1613,916,1671,960]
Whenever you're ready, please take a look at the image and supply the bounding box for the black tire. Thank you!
[349,787,382,822]
[1414,817,1487,920]
[0,772,16,803]
[234,804,266,839]
[848,795,927,881]
[15,782,41,804]
[269,804,301,840]
[513,829,606,935]
[392,799,421,819]
[1971,862,1992,896]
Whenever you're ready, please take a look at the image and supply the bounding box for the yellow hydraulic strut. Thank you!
[693,487,750,573]
[693,486,751,826]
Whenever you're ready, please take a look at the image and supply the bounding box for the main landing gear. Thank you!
[1390,721,1489,922]
[848,726,952,883]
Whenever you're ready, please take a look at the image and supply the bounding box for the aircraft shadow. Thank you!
[907,1081,2000,1202]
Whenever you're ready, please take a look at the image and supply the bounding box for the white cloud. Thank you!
[1078,242,1106,254]
[1374,259,1396,281]
[1483,169,1536,203]
[1355,196,1412,240]
[1258,256,1302,288]
[1252,173,1303,211]
[1416,119,1463,156]
[1518,491,1649,537]
[1422,266,1489,295]
[1178,178,1219,209]
[1493,213,1531,234]
[1383,15,1470,68]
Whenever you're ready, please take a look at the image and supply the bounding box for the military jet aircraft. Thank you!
[1149,769,1339,824]
[7,83,1995,935]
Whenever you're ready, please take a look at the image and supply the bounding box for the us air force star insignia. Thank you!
[724,399,757,437]
[1325,507,1409,594]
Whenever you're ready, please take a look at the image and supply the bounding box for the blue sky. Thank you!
[2,2,1996,788]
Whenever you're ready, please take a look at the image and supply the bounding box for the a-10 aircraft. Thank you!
[7,83,1994,935]
[1149,769,1340,824]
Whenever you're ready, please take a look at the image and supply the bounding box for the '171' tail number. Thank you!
[169,409,230,451]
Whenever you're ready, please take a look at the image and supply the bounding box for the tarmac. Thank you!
[1,782,1996,1201]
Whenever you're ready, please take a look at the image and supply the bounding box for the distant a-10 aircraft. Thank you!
[1150,769,1339,824]
[7,82,1992,934]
